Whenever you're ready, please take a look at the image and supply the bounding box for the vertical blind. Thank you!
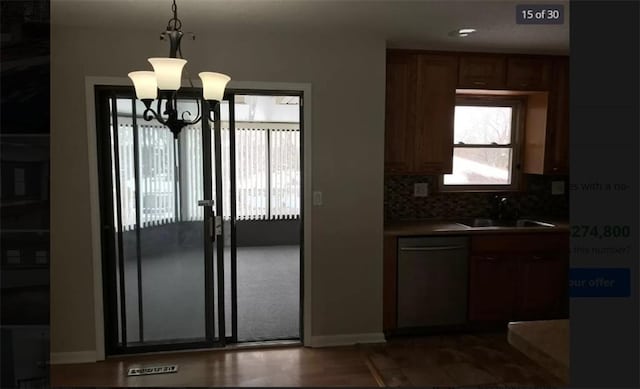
[180,125,204,222]
[114,123,177,231]
[269,128,301,219]
[220,124,301,220]
[234,126,267,220]
[114,120,300,230]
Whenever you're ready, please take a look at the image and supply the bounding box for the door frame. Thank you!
[85,77,312,360]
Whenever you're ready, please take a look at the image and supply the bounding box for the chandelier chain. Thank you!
[167,0,182,31]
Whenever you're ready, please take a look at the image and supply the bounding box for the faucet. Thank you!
[490,195,518,220]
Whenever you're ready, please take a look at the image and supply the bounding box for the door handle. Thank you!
[208,217,215,241]
[199,200,218,239]
[198,199,215,207]
[215,215,223,236]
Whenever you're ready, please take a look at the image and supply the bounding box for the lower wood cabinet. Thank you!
[383,231,569,333]
[517,251,568,319]
[468,254,518,322]
[469,233,569,323]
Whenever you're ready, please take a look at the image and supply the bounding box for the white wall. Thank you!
[50,23,386,356]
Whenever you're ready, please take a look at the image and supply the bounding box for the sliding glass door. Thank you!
[98,87,303,354]
[230,94,302,342]
[97,87,225,353]
[211,92,303,344]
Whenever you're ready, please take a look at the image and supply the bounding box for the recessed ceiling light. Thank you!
[449,28,477,38]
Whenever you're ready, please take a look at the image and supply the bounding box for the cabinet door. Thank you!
[383,236,398,332]
[516,252,568,319]
[546,57,569,174]
[385,53,417,174]
[506,57,552,90]
[458,55,506,89]
[413,54,458,174]
[468,254,518,322]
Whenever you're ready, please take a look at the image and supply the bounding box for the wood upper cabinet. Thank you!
[413,54,457,174]
[458,55,507,89]
[547,57,570,174]
[385,50,568,176]
[385,53,418,174]
[385,52,457,174]
[523,56,569,175]
[506,57,552,90]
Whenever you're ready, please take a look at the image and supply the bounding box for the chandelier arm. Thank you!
[143,107,168,125]
[183,113,203,126]
[206,100,220,122]
[188,96,201,123]
[180,109,202,125]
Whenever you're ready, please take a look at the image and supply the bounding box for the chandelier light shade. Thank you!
[199,72,231,102]
[128,71,158,100]
[127,0,231,138]
[148,57,187,90]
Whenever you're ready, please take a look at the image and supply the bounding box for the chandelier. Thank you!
[128,0,230,138]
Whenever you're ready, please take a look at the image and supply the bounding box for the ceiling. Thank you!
[52,0,569,54]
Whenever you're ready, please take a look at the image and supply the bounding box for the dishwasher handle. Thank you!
[399,245,466,252]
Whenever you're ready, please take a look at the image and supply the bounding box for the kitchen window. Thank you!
[440,97,524,192]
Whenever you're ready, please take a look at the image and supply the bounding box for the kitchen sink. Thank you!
[456,218,555,228]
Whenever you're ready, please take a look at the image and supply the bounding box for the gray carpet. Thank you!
[121,245,300,344]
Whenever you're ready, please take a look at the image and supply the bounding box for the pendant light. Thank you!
[128,0,231,138]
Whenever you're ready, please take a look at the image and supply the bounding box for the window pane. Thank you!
[270,128,301,219]
[444,148,512,185]
[454,106,512,145]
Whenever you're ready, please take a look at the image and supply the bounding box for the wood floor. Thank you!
[51,345,377,387]
[51,333,564,387]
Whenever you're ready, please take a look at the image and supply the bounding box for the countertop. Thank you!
[384,218,569,236]
[508,319,570,384]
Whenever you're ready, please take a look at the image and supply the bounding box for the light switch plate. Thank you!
[414,183,429,197]
[313,191,323,206]
[551,181,565,195]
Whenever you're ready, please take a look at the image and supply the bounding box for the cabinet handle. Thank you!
[400,245,465,252]
[532,255,544,260]
[472,80,486,86]
[484,256,497,261]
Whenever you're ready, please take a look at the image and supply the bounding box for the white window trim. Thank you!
[439,96,525,193]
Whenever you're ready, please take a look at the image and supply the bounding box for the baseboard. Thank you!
[310,332,386,347]
[50,350,97,364]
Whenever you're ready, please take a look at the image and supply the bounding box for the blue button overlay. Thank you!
[569,268,631,297]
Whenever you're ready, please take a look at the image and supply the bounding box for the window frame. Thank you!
[439,95,526,192]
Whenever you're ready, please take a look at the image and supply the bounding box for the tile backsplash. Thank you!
[384,174,569,221]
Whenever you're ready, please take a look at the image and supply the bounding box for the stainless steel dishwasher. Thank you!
[397,236,469,329]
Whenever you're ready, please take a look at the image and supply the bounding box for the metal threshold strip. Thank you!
[111,339,302,360]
